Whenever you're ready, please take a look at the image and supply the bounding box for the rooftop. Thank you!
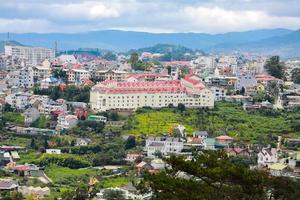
[93,80,185,94]
[0,179,19,190]
[216,135,233,140]
[269,163,287,171]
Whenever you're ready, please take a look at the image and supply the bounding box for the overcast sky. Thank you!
[1,0,300,33]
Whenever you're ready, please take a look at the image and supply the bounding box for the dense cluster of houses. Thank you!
[0,45,300,199]
[0,50,299,138]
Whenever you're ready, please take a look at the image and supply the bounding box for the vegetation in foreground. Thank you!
[140,151,300,200]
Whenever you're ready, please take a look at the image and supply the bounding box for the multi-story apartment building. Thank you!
[37,100,67,115]
[33,66,52,81]
[235,74,257,91]
[7,67,34,88]
[93,69,128,82]
[145,137,184,157]
[90,75,214,111]
[56,114,78,131]
[210,86,226,101]
[5,45,55,66]
[67,69,90,83]
[5,93,31,111]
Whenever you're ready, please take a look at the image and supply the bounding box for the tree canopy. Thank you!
[264,56,285,79]
[102,51,117,61]
[102,189,127,200]
[33,85,91,103]
[140,151,300,200]
[129,52,152,71]
[291,68,300,84]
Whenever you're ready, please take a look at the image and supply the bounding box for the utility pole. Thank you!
[54,40,58,57]
[6,32,10,45]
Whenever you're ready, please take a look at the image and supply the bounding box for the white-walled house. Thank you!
[5,93,31,111]
[192,131,208,139]
[235,74,257,91]
[67,69,90,83]
[145,137,184,157]
[46,149,61,154]
[57,55,78,64]
[40,77,59,89]
[56,115,78,131]
[257,148,278,167]
[75,138,91,146]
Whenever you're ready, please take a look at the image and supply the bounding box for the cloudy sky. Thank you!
[1,0,300,33]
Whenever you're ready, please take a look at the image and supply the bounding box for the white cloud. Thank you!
[48,1,121,20]
[0,1,300,33]
[175,6,300,33]
[0,18,55,33]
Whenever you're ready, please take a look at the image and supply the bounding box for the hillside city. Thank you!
[0,42,299,200]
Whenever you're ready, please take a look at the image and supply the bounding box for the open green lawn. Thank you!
[3,112,24,125]
[123,111,197,135]
[0,136,31,147]
[19,151,42,164]
[102,177,130,188]
[45,165,102,185]
[123,102,300,143]
[45,165,130,188]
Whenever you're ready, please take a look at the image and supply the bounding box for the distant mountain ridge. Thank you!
[208,29,300,58]
[128,44,200,54]
[0,28,299,58]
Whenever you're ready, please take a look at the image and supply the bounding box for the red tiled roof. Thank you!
[72,64,82,69]
[183,75,205,89]
[127,73,169,80]
[94,80,186,94]
[256,75,278,81]
[225,147,248,154]
[13,165,31,171]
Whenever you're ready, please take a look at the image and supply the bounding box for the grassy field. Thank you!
[123,102,300,143]
[45,165,130,187]
[102,177,130,188]
[45,165,101,185]
[3,112,24,125]
[19,151,42,164]
[0,136,31,147]
[123,111,197,135]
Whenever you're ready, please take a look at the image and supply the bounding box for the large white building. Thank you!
[90,75,214,111]
[67,69,91,83]
[33,60,52,81]
[145,137,184,157]
[5,45,55,66]
[93,69,128,82]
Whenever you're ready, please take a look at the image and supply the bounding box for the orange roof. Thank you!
[256,75,278,81]
[216,135,233,140]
